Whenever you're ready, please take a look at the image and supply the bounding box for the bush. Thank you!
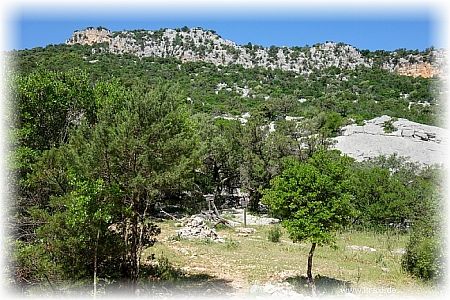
[267,225,282,242]
[13,241,63,286]
[383,119,397,133]
[143,256,184,281]
[402,223,444,281]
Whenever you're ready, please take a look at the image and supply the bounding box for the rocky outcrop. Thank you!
[382,49,446,78]
[66,27,444,78]
[333,115,447,165]
[66,27,111,45]
[395,62,440,78]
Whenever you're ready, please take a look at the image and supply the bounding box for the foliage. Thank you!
[402,174,444,282]
[13,82,200,289]
[267,225,282,243]
[382,119,397,133]
[197,116,243,201]
[8,34,444,293]
[11,43,440,126]
[348,155,441,229]
[262,150,356,246]
[402,220,444,281]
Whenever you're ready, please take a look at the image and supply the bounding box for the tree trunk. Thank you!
[130,215,138,291]
[307,242,317,296]
[137,201,149,278]
[93,228,100,298]
[248,189,261,212]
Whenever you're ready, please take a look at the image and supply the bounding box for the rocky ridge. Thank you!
[66,27,444,77]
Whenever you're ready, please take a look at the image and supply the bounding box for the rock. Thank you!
[249,282,308,298]
[401,128,414,138]
[178,248,190,255]
[334,115,447,165]
[235,227,256,234]
[393,248,406,255]
[413,131,429,141]
[190,216,204,227]
[371,115,392,125]
[221,208,280,226]
[66,27,444,79]
[347,245,377,252]
[176,215,224,242]
[363,123,385,135]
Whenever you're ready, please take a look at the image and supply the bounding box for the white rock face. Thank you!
[66,27,444,78]
[334,116,447,165]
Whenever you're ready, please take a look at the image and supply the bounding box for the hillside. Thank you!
[13,28,444,128]
[66,27,445,78]
[9,25,445,296]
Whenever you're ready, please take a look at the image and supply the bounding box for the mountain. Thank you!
[66,26,445,78]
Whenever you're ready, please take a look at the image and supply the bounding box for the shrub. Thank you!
[150,256,184,281]
[383,119,397,133]
[267,225,282,243]
[402,223,444,281]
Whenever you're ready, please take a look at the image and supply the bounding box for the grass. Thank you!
[143,220,433,295]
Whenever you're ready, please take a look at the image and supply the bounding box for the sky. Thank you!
[10,8,439,51]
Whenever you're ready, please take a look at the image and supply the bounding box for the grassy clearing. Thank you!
[143,220,433,295]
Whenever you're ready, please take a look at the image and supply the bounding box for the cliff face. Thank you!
[395,62,440,78]
[66,27,111,46]
[66,27,445,78]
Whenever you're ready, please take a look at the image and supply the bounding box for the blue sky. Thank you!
[13,9,437,51]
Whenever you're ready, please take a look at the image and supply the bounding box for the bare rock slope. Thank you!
[333,115,447,165]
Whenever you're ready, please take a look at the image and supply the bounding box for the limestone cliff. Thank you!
[66,27,111,46]
[65,27,445,78]
[395,62,440,78]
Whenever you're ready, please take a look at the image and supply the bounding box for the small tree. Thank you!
[262,150,355,292]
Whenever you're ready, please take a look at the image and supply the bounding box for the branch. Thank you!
[159,209,179,221]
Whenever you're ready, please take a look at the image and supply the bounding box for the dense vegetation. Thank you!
[13,43,443,125]
[8,39,444,295]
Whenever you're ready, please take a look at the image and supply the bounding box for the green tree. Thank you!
[19,84,200,291]
[349,155,434,228]
[198,117,243,204]
[262,150,356,291]
[69,84,199,287]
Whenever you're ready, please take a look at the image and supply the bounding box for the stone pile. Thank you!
[176,215,224,243]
